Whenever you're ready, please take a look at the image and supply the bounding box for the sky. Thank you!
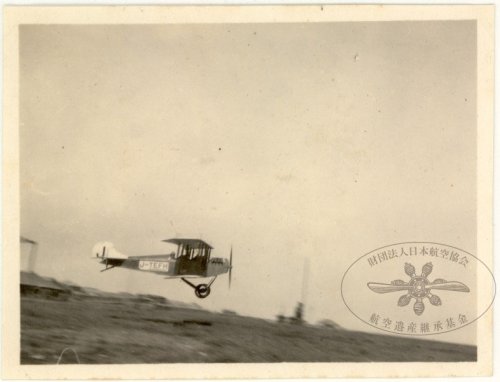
[19,21,477,344]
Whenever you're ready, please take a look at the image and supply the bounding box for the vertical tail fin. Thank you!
[92,242,128,260]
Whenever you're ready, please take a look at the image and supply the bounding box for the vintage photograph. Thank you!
[3,5,494,380]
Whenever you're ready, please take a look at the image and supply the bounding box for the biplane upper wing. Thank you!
[162,238,213,249]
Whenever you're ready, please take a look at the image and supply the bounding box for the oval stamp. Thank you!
[341,242,495,336]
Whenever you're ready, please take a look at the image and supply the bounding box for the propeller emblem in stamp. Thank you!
[368,262,470,316]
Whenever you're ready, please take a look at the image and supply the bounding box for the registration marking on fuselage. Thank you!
[138,260,170,272]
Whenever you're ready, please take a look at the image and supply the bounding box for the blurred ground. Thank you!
[21,296,476,364]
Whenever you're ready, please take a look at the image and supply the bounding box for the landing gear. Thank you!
[181,277,217,299]
[195,284,210,298]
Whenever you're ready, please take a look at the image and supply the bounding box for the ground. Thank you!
[21,296,476,364]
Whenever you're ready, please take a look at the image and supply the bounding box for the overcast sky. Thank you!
[20,21,476,344]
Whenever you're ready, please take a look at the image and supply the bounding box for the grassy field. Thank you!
[21,296,476,364]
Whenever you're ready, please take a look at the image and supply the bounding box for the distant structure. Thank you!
[317,319,343,330]
[20,236,38,272]
[300,258,309,320]
[276,301,304,324]
[20,271,69,299]
[20,236,69,299]
[294,302,304,322]
[276,258,309,324]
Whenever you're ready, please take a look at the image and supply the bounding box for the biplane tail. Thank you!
[92,241,128,260]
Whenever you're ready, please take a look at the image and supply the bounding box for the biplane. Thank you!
[92,239,232,298]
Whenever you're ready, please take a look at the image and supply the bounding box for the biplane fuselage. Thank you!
[101,255,230,278]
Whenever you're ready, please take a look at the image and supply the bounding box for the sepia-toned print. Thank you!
[3,5,494,380]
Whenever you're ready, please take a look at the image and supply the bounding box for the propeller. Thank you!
[367,280,470,294]
[367,282,412,294]
[228,246,233,288]
[427,281,470,292]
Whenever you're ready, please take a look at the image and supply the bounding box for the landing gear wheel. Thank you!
[195,284,211,298]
